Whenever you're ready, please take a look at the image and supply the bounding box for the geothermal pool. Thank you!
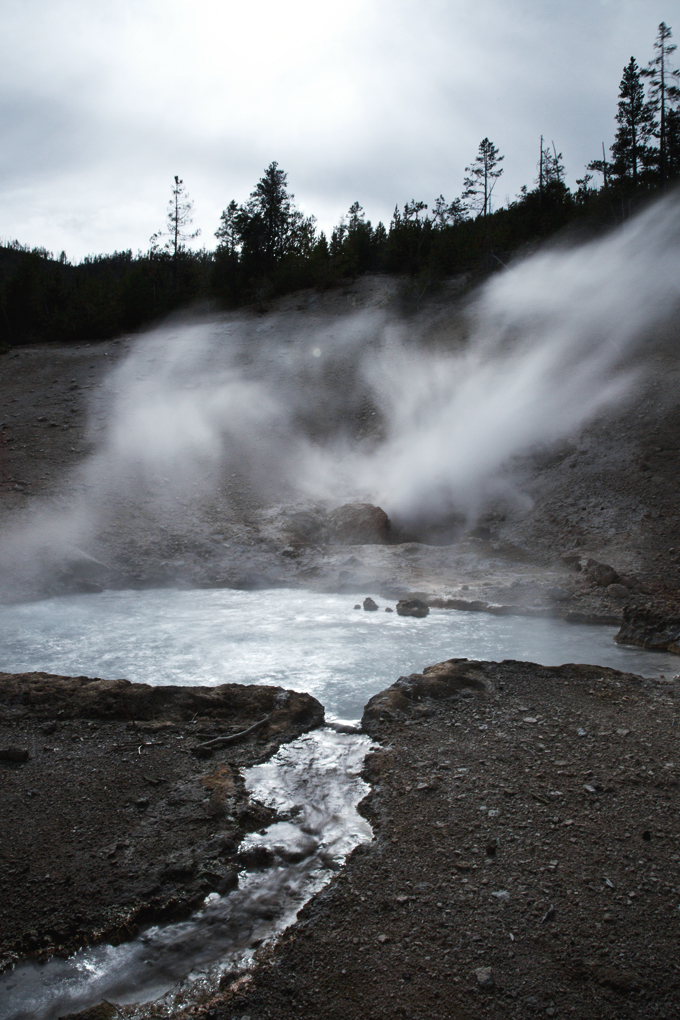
[0,587,676,721]
[1,587,677,1019]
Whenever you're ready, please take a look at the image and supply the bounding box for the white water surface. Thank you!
[0,587,677,720]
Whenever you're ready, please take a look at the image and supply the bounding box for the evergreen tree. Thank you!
[641,22,680,183]
[537,140,566,188]
[214,199,240,255]
[431,195,466,228]
[462,138,504,217]
[241,162,316,268]
[666,105,680,178]
[150,176,200,259]
[587,142,612,189]
[609,57,657,186]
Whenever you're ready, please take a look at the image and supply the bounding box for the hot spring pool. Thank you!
[0,587,676,720]
[1,585,677,1019]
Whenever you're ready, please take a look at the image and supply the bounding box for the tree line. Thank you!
[2,21,679,349]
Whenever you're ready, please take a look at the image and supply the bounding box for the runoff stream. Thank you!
[0,588,677,1020]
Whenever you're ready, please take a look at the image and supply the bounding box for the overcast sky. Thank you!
[0,0,677,260]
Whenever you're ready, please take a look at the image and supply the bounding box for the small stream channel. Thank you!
[0,587,677,1017]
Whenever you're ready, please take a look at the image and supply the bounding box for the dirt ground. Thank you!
[0,673,323,973]
[204,658,680,1020]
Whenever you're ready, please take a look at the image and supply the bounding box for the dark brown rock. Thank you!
[326,503,390,545]
[585,560,620,587]
[396,597,429,618]
[615,605,680,653]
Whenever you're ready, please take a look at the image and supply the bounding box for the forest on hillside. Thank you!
[2,22,680,349]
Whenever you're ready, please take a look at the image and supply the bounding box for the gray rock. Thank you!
[475,966,494,988]
[363,597,379,611]
[607,583,630,599]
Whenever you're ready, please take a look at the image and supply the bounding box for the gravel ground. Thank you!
[203,658,680,1020]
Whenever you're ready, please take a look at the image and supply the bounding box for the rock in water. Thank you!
[396,598,429,618]
[615,606,680,653]
[326,503,390,544]
[363,597,379,611]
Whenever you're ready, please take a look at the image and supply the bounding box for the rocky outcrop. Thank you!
[325,503,390,545]
[0,672,323,731]
[615,605,680,653]
[363,658,487,724]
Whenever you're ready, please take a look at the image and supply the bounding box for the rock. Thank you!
[354,604,361,610]
[396,598,429,618]
[615,606,680,653]
[475,966,494,988]
[547,586,571,601]
[585,560,620,587]
[326,503,390,545]
[385,607,393,613]
[0,746,30,763]
[606,583,629,599]
[237,845,276,869]
[363,597,379,611]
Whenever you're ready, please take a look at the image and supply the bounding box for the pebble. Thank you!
[474,966,494,988]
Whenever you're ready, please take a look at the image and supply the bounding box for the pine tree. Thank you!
[610,57,657,185]
[243,162,315,266]
[431,195,466,228]
[666,105,680,178]
[462,139,504,218]
[536,140,566,188]
[214,200,240,255]
[150,176,200,259]
[641,22,680,183]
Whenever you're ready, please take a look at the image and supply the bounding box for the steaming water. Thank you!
[1,587,676,1016]
[0,588,676,721]
[0,728,372,1020]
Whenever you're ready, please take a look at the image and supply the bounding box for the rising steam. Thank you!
[3,193,680,589]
